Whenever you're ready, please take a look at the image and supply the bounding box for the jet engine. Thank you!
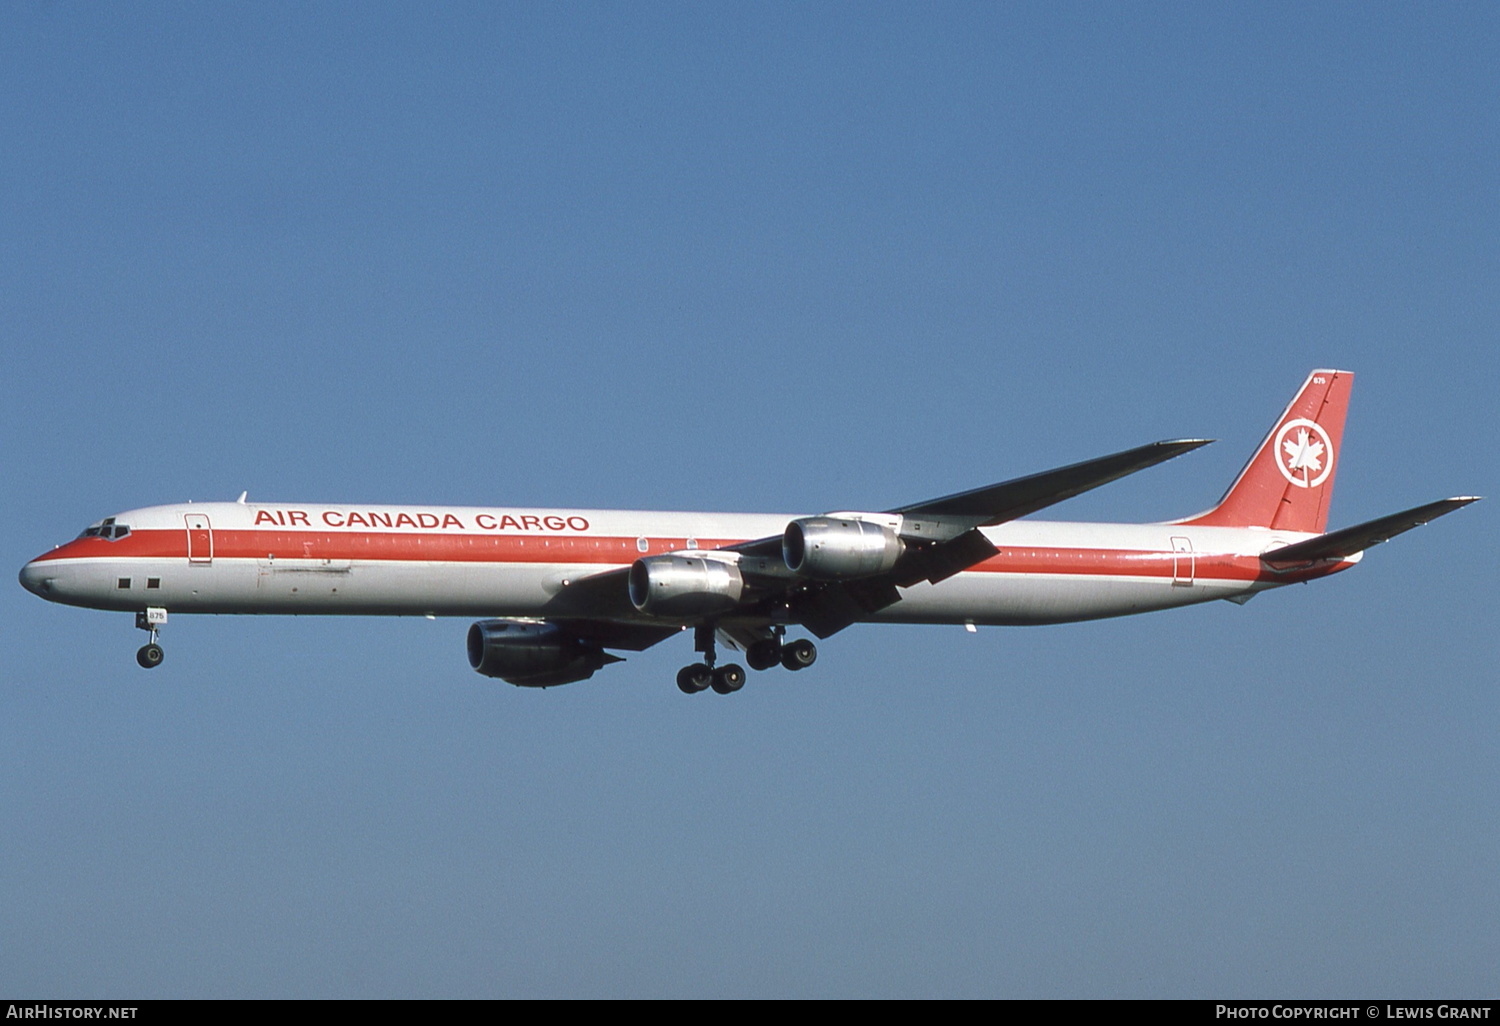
[467,620,618,687]
[783,517,905,579]
[628,554,744,618]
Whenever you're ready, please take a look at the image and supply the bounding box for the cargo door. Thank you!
[1170,536,1194,586]
[186,513,213,564]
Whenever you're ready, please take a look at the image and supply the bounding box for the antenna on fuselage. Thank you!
[236,491,248,504]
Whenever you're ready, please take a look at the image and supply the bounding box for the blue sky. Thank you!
[2,2,1495,997]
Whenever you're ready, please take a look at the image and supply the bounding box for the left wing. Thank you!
[889,438,1215,525]
[734,438,1213,637]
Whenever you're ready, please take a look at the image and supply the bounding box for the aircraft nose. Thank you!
[18,559,53,597]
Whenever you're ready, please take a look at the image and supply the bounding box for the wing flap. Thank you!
[791,579,903,639]
[559,619,681,652]
[892,527,1000,587]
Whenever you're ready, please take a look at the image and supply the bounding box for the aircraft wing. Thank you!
[888,438,1214,526]
[736,438,1213,637]
[553,438,1213,643]
[729,438,1212,559]
[1261,496,1480,563]
[557,618,680,652]
[884,437,1213,584]
[533,567,681,651]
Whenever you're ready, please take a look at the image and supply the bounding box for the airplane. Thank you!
[18,370,1478,694]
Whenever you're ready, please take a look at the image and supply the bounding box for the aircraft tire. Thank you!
[780,639,817,672]
[746,640,781,671]
[711,664,746,694]
[677,664,712,694]
[136,643,164,669]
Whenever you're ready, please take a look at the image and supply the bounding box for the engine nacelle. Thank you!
[467,620,615,687]
[783,516,905,579]
[628,554,744,618]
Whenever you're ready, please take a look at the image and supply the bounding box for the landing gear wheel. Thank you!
[711,663,746,694]
[746,640,781,671]
[676,663,713,694]
[134,609,167,669]
[780,638,817,671]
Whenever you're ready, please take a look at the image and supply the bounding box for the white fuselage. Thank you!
[19,501,1353,629]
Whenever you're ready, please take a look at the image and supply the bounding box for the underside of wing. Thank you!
[526,566,682,649]
[557,619,681,651]
[550,439,1216,644]
[756,438,1213,637]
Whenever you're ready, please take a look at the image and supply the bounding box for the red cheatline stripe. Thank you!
[33,529,1349,584]
[34,529,737,564]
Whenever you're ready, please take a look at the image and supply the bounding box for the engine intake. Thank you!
[467,620,616,687]
[628,555,744,618]
[783,517,905,579]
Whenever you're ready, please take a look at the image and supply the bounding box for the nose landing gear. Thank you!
[135,607,167,669]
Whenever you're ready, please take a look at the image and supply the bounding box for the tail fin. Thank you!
[1182,369,1353,532]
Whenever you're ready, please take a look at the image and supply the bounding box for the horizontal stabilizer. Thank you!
[1262,497,1480,563]
[890,438,1213,527]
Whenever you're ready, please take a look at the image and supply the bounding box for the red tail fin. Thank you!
[1183,369,1353,533]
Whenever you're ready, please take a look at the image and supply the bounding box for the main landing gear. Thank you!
[675,662,745,696]
[135,607,167,669]
[748,636,818,672]
[676,625,817,695]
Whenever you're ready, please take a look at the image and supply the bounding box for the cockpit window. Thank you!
[79,518,131,541]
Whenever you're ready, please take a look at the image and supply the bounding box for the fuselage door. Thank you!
[186,513,213,565]
[1170,536,1194,586]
